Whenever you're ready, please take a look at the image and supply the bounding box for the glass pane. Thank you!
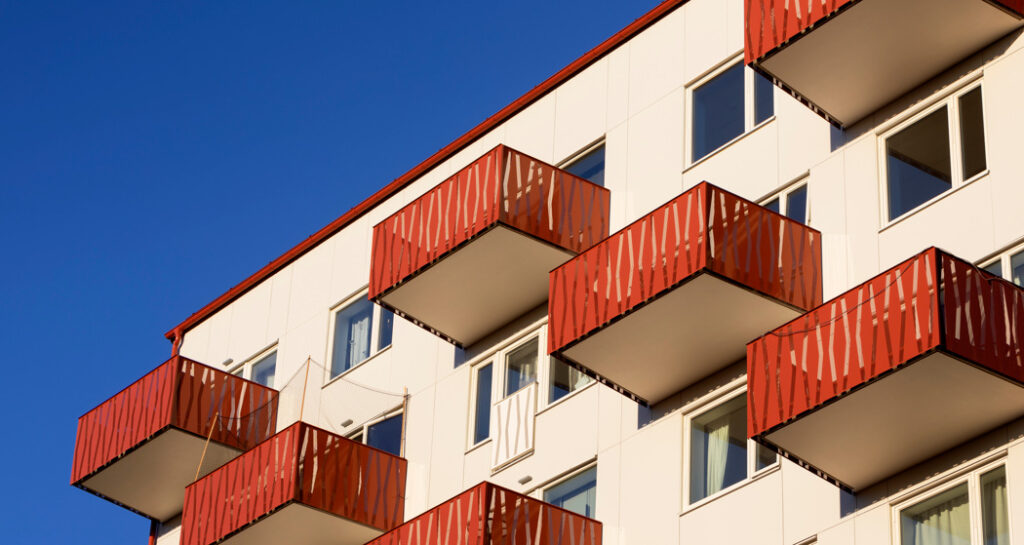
[250,352,276,389]
[377,307,394,350]
[1011,251,1024,287]
[331,299,374,378]
[473,364,492,444]
[785,185,808,225]
[692,63,744,161]
[755,442,777,471]
[754,71,774,125]
[959,87,987,180]
[505,337,538,397]
[830,124,846,152]
[900,484,970,545]
[544,467,597,518]
[886,108,952,220]
[982,260,1003,278]
[690,396,747,503]
[366,413,403,456]
[565,145,605,187]
[981,466,1009,545]
[550,358,593,403]
[763,198,780,214]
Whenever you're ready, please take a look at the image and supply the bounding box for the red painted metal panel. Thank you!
[181,422,407,545]
[369,145,610,300]
[71,356,278,484]
[548,182,822,355]
[748,248,1024,439]
[366,482,602,545]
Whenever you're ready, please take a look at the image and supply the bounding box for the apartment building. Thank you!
[71,1,1024,544]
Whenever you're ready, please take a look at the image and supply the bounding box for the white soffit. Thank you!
[221,502,383,545]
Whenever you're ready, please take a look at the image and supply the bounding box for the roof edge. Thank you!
[166,0,690,342]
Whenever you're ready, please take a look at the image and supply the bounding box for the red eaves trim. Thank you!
[165,0,690,345]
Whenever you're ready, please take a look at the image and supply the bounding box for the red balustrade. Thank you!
[71,355,278,486]
[367,482,601,545]
[181,422,406,545]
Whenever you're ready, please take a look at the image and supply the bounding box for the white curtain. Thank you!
[903,489,970,545]
[704,414,731,496]
[347,312,371,367]
[981,470,1009,545]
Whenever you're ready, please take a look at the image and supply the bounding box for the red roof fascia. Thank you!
[165,0,690,344]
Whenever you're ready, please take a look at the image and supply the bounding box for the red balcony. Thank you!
[549,182,822,405]
[370,145,610,347]
[748,248,1024,490]
[746,0,1024,126]
[71,356,278,521]
[368,482,602,545]
[181,422,406,545]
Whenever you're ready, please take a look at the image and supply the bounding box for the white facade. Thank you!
[149,1,1024,544]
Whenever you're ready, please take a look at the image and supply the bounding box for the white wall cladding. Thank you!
[170,0,1024,543]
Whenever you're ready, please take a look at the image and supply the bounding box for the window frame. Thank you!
[760,177,810,225]
[538,462,599,518]
[979,240,1024,287]
[324,288,395,383]
[686,54,777,166]
[559,139,606,187]
[346,406,405,457]
[878,79,989,226]
[890,457,1010,545]
[681,383,779,511]
[230,343,279,390]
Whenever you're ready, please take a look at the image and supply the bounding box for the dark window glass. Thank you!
[331,298,374,377]
[754,71,774,125]
[693,63,744,161]
[830,124,846,152]
[251,352,276,389]
[544,467,597,518]
[690,396,747,503]
[763,198,780,214]
[505,337,538,397]
[473,364,492,444]
[959,87,987,180]
[1012,251,1024,287]
[377,307,394,350]
[785,185,808,225]
[980,466,1009,545]
[366,413,403,456]
[983,260,1003,278]
[755,442,776,471]
[565,145,605,187]
[549,359,592,403]
[886,108,952,220]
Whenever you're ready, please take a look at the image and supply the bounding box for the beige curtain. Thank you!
[981,468,1009,545]
[704,414,731,496]
[903,487,969,545]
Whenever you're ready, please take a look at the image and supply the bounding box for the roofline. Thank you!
[166,0,690,344]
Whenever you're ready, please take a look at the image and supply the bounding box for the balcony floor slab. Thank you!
[222,502,382,545]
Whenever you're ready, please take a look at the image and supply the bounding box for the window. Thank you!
[231,347,278,389]
[504,337,538,397]
[981,243,1024,287]
[883,85,986,221]
[690,61,775,162]
[349,411,404,457]
[896,464,1009,545]
[472,363,493,445]
[329,295,395,379]
[763,182,809,225]
[544,466,597,518]
[687,392,776,505]
[549,359,592,404]
[563,143,605,186]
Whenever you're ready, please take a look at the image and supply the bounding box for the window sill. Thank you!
[322,344,393,389]
[536,380,598,417]
[683,116,776,174]
[880,170,989,233]
[465,438,492,456]
[680,462,781,516]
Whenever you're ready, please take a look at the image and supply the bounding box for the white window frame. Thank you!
[324,288,394,384]
[686,53,776,166]
[559,139,606,183]
[878,79,988,227]
[979,239,1024,286]
[890,457,1010,545]
[230,343,278,388]
[533,461,599,518]
[682,382,779,511]
[465,320,594,451]
[760,176,810,225]
[346,406,405,456]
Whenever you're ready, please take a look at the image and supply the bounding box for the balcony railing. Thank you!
[181,421,406,545]
[746,0,1024,126]
[748,247,1024,490]
[370,144,610,347]
[71,355,278,521]
[549,182,821,405]
[366,482,602,545]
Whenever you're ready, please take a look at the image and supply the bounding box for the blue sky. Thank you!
[0,1,662,543]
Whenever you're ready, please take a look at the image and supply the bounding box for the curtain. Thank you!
[981,469,1009,545]
[704,414,731,496]
[903,487,970,545]
[347,310,371,368]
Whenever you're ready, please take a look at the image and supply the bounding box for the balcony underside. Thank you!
[79,428,240,521]
[763,351,1024,490]
[221,502,382,545]
[560,273,801,404]
[760,0,1023,126]
[378,225,573,346]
